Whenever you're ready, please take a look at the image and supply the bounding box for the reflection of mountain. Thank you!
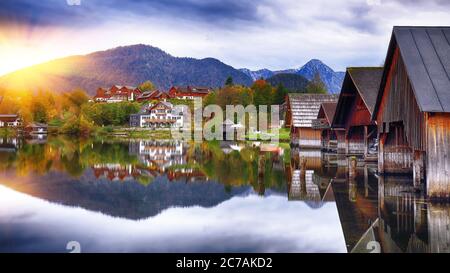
[0,170,250,220]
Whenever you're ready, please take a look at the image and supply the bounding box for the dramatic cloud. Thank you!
[1,0,450,75]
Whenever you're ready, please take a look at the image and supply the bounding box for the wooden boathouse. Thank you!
[312,102,338,152]
[332,67,383,159]
[286,93,338,148]
[372,26,450,199]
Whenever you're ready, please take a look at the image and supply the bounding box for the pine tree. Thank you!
[305,72,328,94]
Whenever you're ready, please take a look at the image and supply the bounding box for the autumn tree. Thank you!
[273,83,288,105]
[251,79,273,108]
[138,80,156,92]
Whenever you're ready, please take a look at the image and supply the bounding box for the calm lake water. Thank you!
[0,136,448,253]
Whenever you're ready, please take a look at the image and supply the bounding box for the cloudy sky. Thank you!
[0,0,450,76]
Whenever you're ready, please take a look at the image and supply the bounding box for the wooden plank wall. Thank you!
[427,113,450,199]
[336,131,347,154]
[298,128,321,148]
[348,126,365,154]
[383,123,413,173]
[379,51,426,152]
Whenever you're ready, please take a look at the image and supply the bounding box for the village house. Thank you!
[312,102,338,152]
[331,67,383,159]
[0,114,22,128]
[129,101,184,128]
[136,90,171,102]
[372,26,450,199]
[168,86,212,99]
[286,93,339,148]
[93,85,142,103]
[25,122,48,135]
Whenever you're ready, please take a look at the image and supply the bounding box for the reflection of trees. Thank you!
[2,137,289,191]
[185,141,288,192]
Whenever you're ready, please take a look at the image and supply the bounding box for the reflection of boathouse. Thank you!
[287,148,337,206]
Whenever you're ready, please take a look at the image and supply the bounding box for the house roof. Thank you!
[373,26,450,117]
[149,101,173,111]
[332,67,382,128]
[287,93,339,128]
[0,114,20,122]
[320,102,338,124]
[347,67,383,115]
[173,86,211,94]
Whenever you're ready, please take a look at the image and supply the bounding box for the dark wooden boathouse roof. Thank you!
[312,102,337,129]
[332,67,383,128]
[373,26,450,118]
[320,102,338,125]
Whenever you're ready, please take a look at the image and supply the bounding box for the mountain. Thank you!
[0,44,253,95]
[239,68,274,81]
[266,73,309,92]
[240,59,345,94]
[296,59,345,94]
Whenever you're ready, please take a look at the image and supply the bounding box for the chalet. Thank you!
[25,122,48,135]
[312,102,338,152]
[129,101,184,128]
[136,90,171,102]
[93,85,142,103]
[372,26,450,199]
[0,114,22,128]
[168,86,212,99]
[286,93,338,148]
[332,67,383,158]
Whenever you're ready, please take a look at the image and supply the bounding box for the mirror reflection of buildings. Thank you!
[377,175,450,253]
[289,148,450,253]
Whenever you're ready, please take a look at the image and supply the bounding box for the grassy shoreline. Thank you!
[2,126,291,141]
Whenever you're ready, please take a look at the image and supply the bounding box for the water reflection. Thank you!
[0,137,450,252]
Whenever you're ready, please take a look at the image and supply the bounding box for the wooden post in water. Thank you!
[413,150,424,190]
[364,164,369,198]
[364,125,368,158]
[378,133,386,174]
[349,156,357,179]
[348,156,357,202]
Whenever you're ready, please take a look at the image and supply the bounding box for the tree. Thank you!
[251,79,273,108]
[273,84,288,105]
[138,80,156,92]
[225,76,234,86]
[305,72,328,94]
[204,91,217,106]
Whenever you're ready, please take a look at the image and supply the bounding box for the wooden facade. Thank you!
[332,67,383,159]
[312,102,338,152]
[286,93,338,148]
[372,27,450,199]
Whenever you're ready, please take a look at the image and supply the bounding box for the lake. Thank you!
[0,136,448,253]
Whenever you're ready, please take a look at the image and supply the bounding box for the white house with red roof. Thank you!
[129,101,184,128]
